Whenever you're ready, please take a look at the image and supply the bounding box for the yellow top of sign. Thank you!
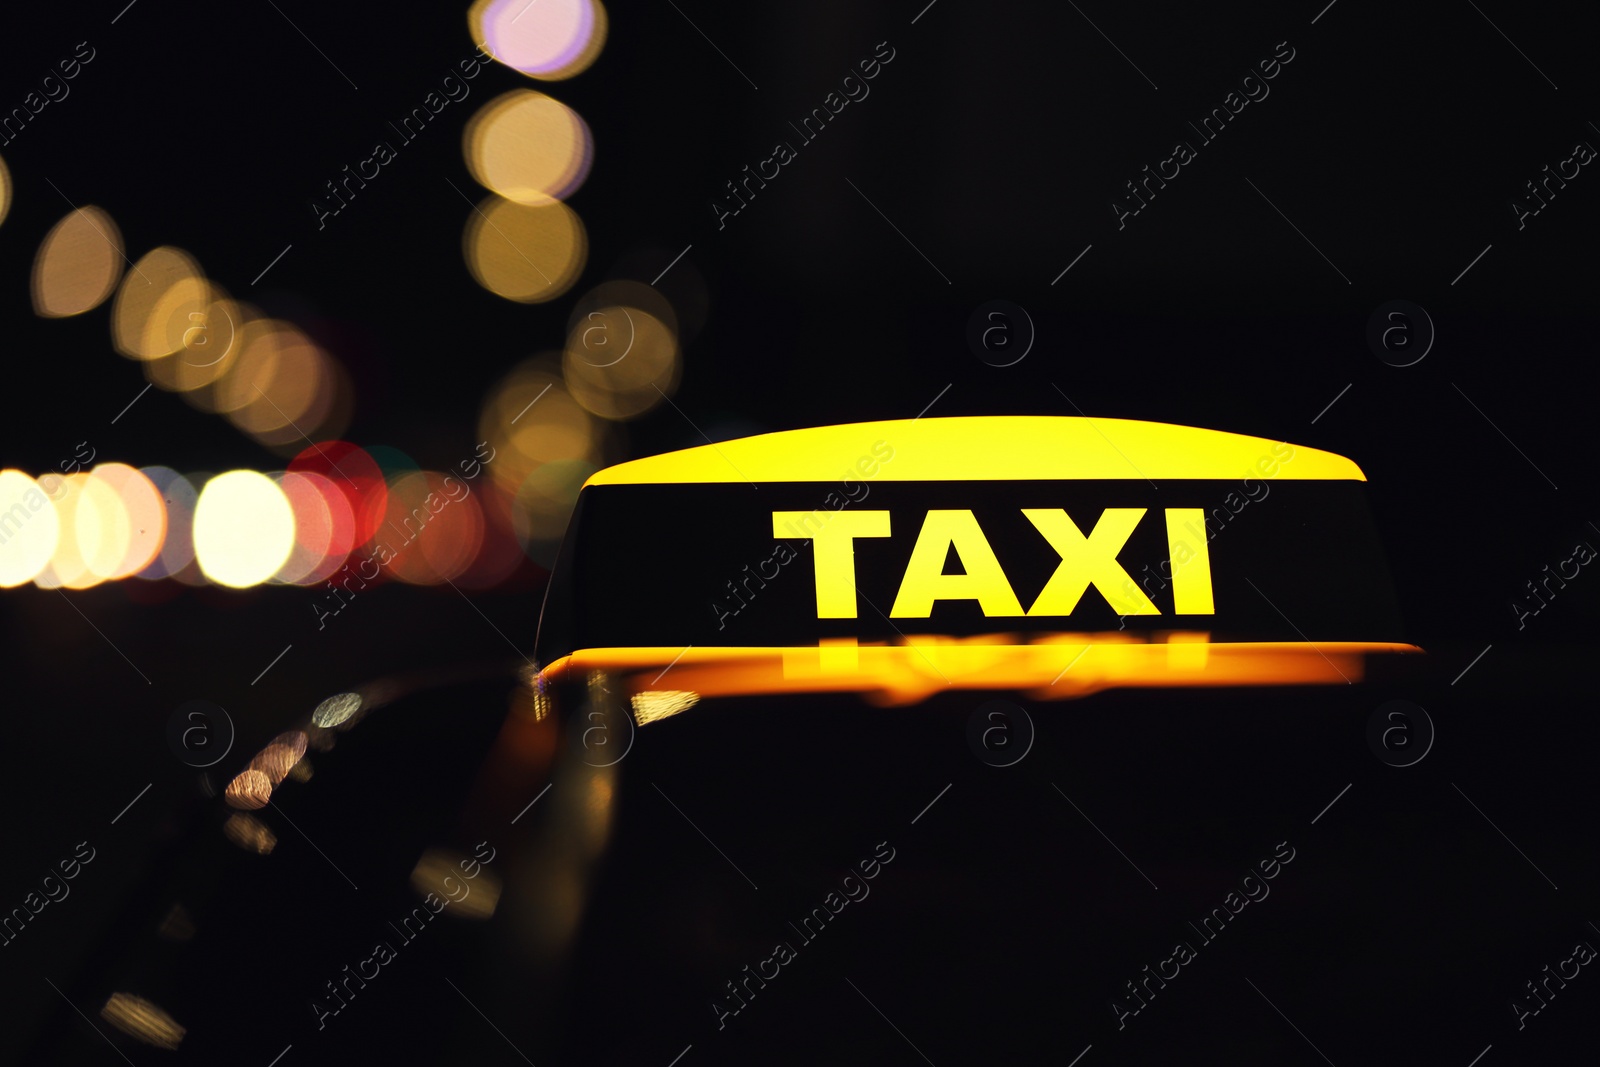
[582,416,1365,486]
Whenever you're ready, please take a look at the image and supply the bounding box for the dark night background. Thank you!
[2,0,1597,1063]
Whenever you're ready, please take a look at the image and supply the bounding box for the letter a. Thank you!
[890,510,1024,617]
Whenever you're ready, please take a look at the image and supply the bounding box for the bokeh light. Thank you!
[312,692,362,729]
[88,463,166,579]
[193,470,295,588]
[463,194,586,303]
[271,471,337,585]
[412,848,502,920]
[465,89,593,204]
[111,247,209,361]
[144,295,249,406]
[218,322,341,447]
[31,206,125,318]
[479,358,604,494]
[630,690,700,725]
[221,812,277,854]
[455,481,526,589]
[34,472,115,590]
[470,0,608,80]
[100,993,185,1051]
[0,153,10,227]
[379,471,486,585]
[0,469,61,587]
[249,730,308,784]
[563,281,682,420]
[135,467,196,580]
[1,445,551,593]
[71,470,132,587]
[132,293,353,453]
[289,442,388,546]
[224,768,272,809]
[284,470,355,586]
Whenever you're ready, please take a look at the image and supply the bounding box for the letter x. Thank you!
[1022,508,1158,616]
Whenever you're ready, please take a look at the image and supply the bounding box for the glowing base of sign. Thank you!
[540,635,1424,708]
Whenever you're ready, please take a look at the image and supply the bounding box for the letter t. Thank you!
[773,511,891,617]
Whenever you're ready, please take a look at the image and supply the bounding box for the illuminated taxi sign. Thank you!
[534,417,1417,704]
[777,506,1216,619]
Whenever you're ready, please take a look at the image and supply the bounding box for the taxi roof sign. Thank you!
[535,416,1418,706]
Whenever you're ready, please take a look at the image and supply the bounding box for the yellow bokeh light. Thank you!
[221,812,278,854]
[465,89,593,204]
[0,154,10,227]
[212,318,289,414]
[463,194,586,303]
[31,206,125,318]
[193,470,295,588]
[563,301,681,420]
[88,463,166,579]
[145,295,249,401]
[112,247,209,361]
[478,358,603,491]
[34,472,125,590]
[100,993,185,1051]
[32,475,85,589]
[73,472,131,586]
[630,690,699,725]
[219,323,330,442]
[0,470,61,587]
[250,730,308,784]
[411,848,501,920]
[224,768,272,809]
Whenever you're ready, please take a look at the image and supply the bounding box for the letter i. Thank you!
[1164,509,1215,613]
